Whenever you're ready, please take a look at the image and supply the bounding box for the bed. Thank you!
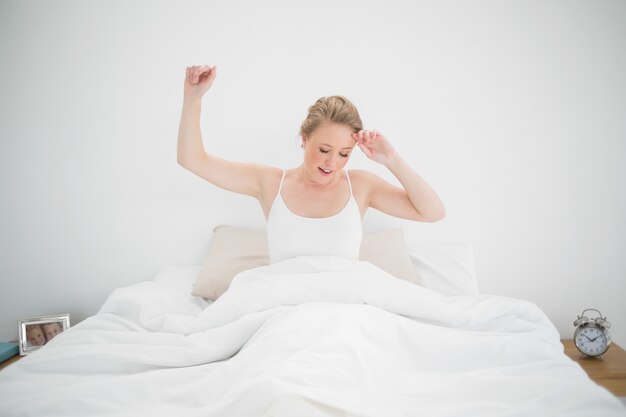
[1,227,624,417]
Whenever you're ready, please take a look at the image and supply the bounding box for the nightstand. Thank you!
[0,354,22,372]
[562,339,626,397]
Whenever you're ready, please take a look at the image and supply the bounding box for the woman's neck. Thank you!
[294,165,341,189]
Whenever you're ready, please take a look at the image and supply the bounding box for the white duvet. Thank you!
[1,256,624,416]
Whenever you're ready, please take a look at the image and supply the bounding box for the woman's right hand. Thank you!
[184,65,217,99]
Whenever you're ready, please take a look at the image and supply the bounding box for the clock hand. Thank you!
[583,335,593,342]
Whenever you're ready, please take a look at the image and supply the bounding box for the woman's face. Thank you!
[302,122,356,184]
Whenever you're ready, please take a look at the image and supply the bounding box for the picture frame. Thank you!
[18,314,70,356]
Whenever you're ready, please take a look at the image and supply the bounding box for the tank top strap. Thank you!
[277,170,286,195]
[345,170,353,197]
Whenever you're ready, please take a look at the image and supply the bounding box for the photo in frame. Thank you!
[17,314,70,356]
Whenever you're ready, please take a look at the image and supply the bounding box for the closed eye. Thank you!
[320,148,349,158]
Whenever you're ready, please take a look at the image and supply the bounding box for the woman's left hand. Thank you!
[353,130,397,166]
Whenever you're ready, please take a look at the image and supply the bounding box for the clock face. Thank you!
[575,325,608,356]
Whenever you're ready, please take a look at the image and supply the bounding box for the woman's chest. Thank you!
[280,186,350,218]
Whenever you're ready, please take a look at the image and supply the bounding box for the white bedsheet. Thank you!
[0,257,624,416]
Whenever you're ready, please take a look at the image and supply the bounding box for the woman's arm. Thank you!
[177,65,277,200]
[353,130,446,222]
[176,66,216,168]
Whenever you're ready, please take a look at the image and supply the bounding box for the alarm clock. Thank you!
[573,309,611,357]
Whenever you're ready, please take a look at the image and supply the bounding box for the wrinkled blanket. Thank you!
[1,256,624,416]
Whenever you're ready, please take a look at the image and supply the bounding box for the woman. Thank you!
[177,65,445,263]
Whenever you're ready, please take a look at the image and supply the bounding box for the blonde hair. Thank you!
[300,96,363,139]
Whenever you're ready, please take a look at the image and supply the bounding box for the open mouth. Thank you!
[318,167,333,176]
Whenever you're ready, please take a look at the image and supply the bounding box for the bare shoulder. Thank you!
[348,168,404,211]
[255,164,283,195]
[259,165,284,187]
[348,169,385,190]
[347,169,384,212]
[258,165,284,216]
[253,163,283,178]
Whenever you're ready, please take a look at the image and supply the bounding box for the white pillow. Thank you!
[407,243,478,296]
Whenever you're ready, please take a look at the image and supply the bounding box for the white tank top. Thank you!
[267,170,363,263]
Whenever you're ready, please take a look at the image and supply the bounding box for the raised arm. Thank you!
[177,66,216,169]
[352,130,446,222]
[177,65,277,201]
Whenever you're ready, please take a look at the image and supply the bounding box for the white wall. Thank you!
[1,0,625,347]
